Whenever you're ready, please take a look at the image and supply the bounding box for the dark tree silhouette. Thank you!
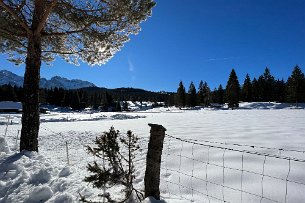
[176,81,186,107]
[187,82,197,107]
[226,69,240,109]
[286,65,305,105]
[241,74,252,102]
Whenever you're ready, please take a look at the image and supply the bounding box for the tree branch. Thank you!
[56,1,106,13]
[0,0,31,35]
[42,21,94,36]
[35,0,57,35]
[41,18,116,37]
[0,30,27,48]
[42,49,83,55]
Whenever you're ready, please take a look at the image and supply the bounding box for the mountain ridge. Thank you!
[0,70,96,89]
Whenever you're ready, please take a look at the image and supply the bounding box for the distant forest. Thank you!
[0,65,304,110]
[174,65,305,109]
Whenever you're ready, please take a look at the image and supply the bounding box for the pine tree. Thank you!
[258,67,275,102]
[123,101,129,111]
[241,74,252,102]
[202,81,210,107]
[115,101,122,112]
[0,0,155,152]
[62,91,72,108]
[274,79,286,103]
[215,84,225,104]
[70,91,81,110]
[286,65,305,105]
[197,80,204,105]
[176,81,186,107]
[218,84,225,104]
[187,82,197,107]
[101,92,114,111]
[4,84,18,101]
[226,69,240,109]
[83,127,143,202]
[252,78,260,102]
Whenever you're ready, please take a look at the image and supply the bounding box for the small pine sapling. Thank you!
[81,127,143,202]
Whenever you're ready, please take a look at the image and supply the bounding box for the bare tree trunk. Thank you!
[20,1,44,152]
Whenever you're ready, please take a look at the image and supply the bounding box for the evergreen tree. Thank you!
[0,0,155,152]
[258,67,275,101]
[210,88,217,103]
[241,74,252,102]
[202,81,211,107]
[274,79,286,103]
[218,84,225,104]
[252,78,260,102]
[226,69,240,109]
[215,84,225,104]
[166,94,176,107]
[115,101,122,112]
[70,91,81,110]
[286,65,305,105]
[91,93,100,110]
[123,101,129,111]
[176,81,186,107]
[4,84,18,101]
[62,91,72,108]
[84,127,143,202]
[187,82,197,107]
[197,80,204,105]
[101,92,114,111]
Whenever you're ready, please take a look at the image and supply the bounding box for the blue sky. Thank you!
[1,0,305,92]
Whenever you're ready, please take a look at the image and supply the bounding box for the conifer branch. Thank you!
[0,0,31,35]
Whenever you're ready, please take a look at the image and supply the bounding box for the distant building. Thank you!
[0,101,48,114]
[210,103,224,108]
[0,101,22,113]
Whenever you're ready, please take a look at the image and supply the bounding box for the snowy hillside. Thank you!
[0,70,96,89]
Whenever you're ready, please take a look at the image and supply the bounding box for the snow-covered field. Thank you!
[1,103,305,203]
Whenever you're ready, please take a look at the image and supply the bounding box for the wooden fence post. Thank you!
[65,141,70,165]
[144,123,166,200]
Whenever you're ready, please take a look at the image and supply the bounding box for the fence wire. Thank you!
[1,120,149,170]
[161,134,305,203]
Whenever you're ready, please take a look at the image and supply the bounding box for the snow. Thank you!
[0,70,95,89]
[142,197,167,203]
[1,102,305,202]
[0,70,24,87]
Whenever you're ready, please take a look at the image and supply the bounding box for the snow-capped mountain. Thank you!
[0,70,24,87]
[0,70,96,89]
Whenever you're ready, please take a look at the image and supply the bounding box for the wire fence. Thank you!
[2,117,305,203]
[1,118,149,170]
[161,134,305,203]
[0,117,150,202]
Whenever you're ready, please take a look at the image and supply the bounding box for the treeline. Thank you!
[0,86,168,111]
[1,65,304,111]
[171,65,305,109]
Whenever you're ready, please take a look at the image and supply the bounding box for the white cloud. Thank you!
[206,57,234,61]
[128,59,135,72]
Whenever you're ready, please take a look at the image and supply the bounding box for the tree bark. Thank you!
[20,1,44,152]
[20,34,41,152]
